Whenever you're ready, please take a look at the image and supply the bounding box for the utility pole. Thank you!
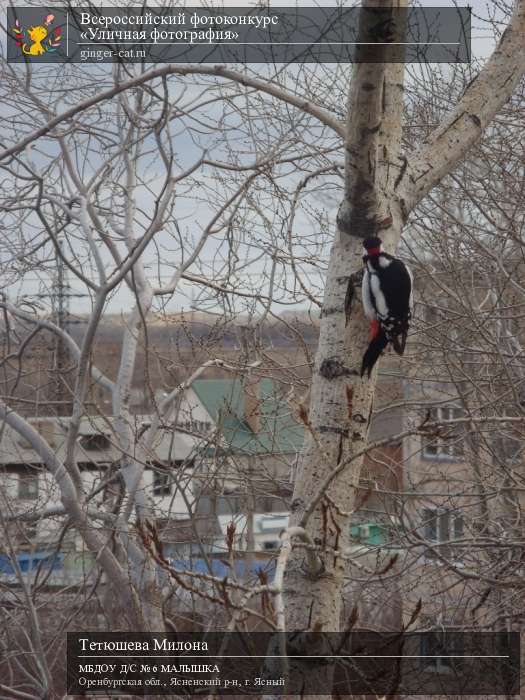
[46,241,87,415]
[239,325,261,581]
[52,241,71,415]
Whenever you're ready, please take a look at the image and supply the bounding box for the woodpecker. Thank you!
[360,236,413,378]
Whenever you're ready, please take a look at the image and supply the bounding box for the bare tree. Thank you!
[1,0,525,697]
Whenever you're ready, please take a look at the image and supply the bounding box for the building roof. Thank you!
[192,379,304,456]
[0,415,200,466]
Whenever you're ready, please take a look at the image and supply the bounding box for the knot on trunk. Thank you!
[319,358,358,380]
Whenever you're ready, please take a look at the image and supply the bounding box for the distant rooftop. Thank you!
[0,414,200,466]
[192,378,304,456]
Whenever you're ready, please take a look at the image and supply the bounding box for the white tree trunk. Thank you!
[284,1,406,641]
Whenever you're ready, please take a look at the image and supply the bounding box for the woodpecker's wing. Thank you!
[361,267,377,320]
[373,257,412,320]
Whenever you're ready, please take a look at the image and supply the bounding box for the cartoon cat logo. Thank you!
[12,14,61,57]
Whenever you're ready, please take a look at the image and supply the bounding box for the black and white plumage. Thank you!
[360,236,413,378]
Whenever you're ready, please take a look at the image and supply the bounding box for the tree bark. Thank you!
[283,0,407,642]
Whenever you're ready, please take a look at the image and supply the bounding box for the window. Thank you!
[173,543,191,558]
[258,496,276,513]
[221,495,242,515]
[422,508,464,558]
[18,472,39,500]
[177,419,212,433]
[420,626,464,674]
[422,406,464,459]
[350,522,387,546]
[80,433,111,451]
[152,470,171,496]
[263,540,279,551]
[23,522,37,542]
[197,495,216,515]
[195,420,212,433]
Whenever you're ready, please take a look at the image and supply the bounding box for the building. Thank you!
[0,414,200,586]
[0,369,406,588]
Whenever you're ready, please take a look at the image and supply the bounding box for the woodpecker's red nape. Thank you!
[365,247,381,257]
[362,236,383,258]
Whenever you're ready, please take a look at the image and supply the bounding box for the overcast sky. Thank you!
[1,1,508,316]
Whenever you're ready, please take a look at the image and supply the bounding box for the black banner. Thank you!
[7,6,471,64]
[67,631,519,695]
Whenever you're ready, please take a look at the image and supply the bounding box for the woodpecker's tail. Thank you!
[361,328,389,378]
